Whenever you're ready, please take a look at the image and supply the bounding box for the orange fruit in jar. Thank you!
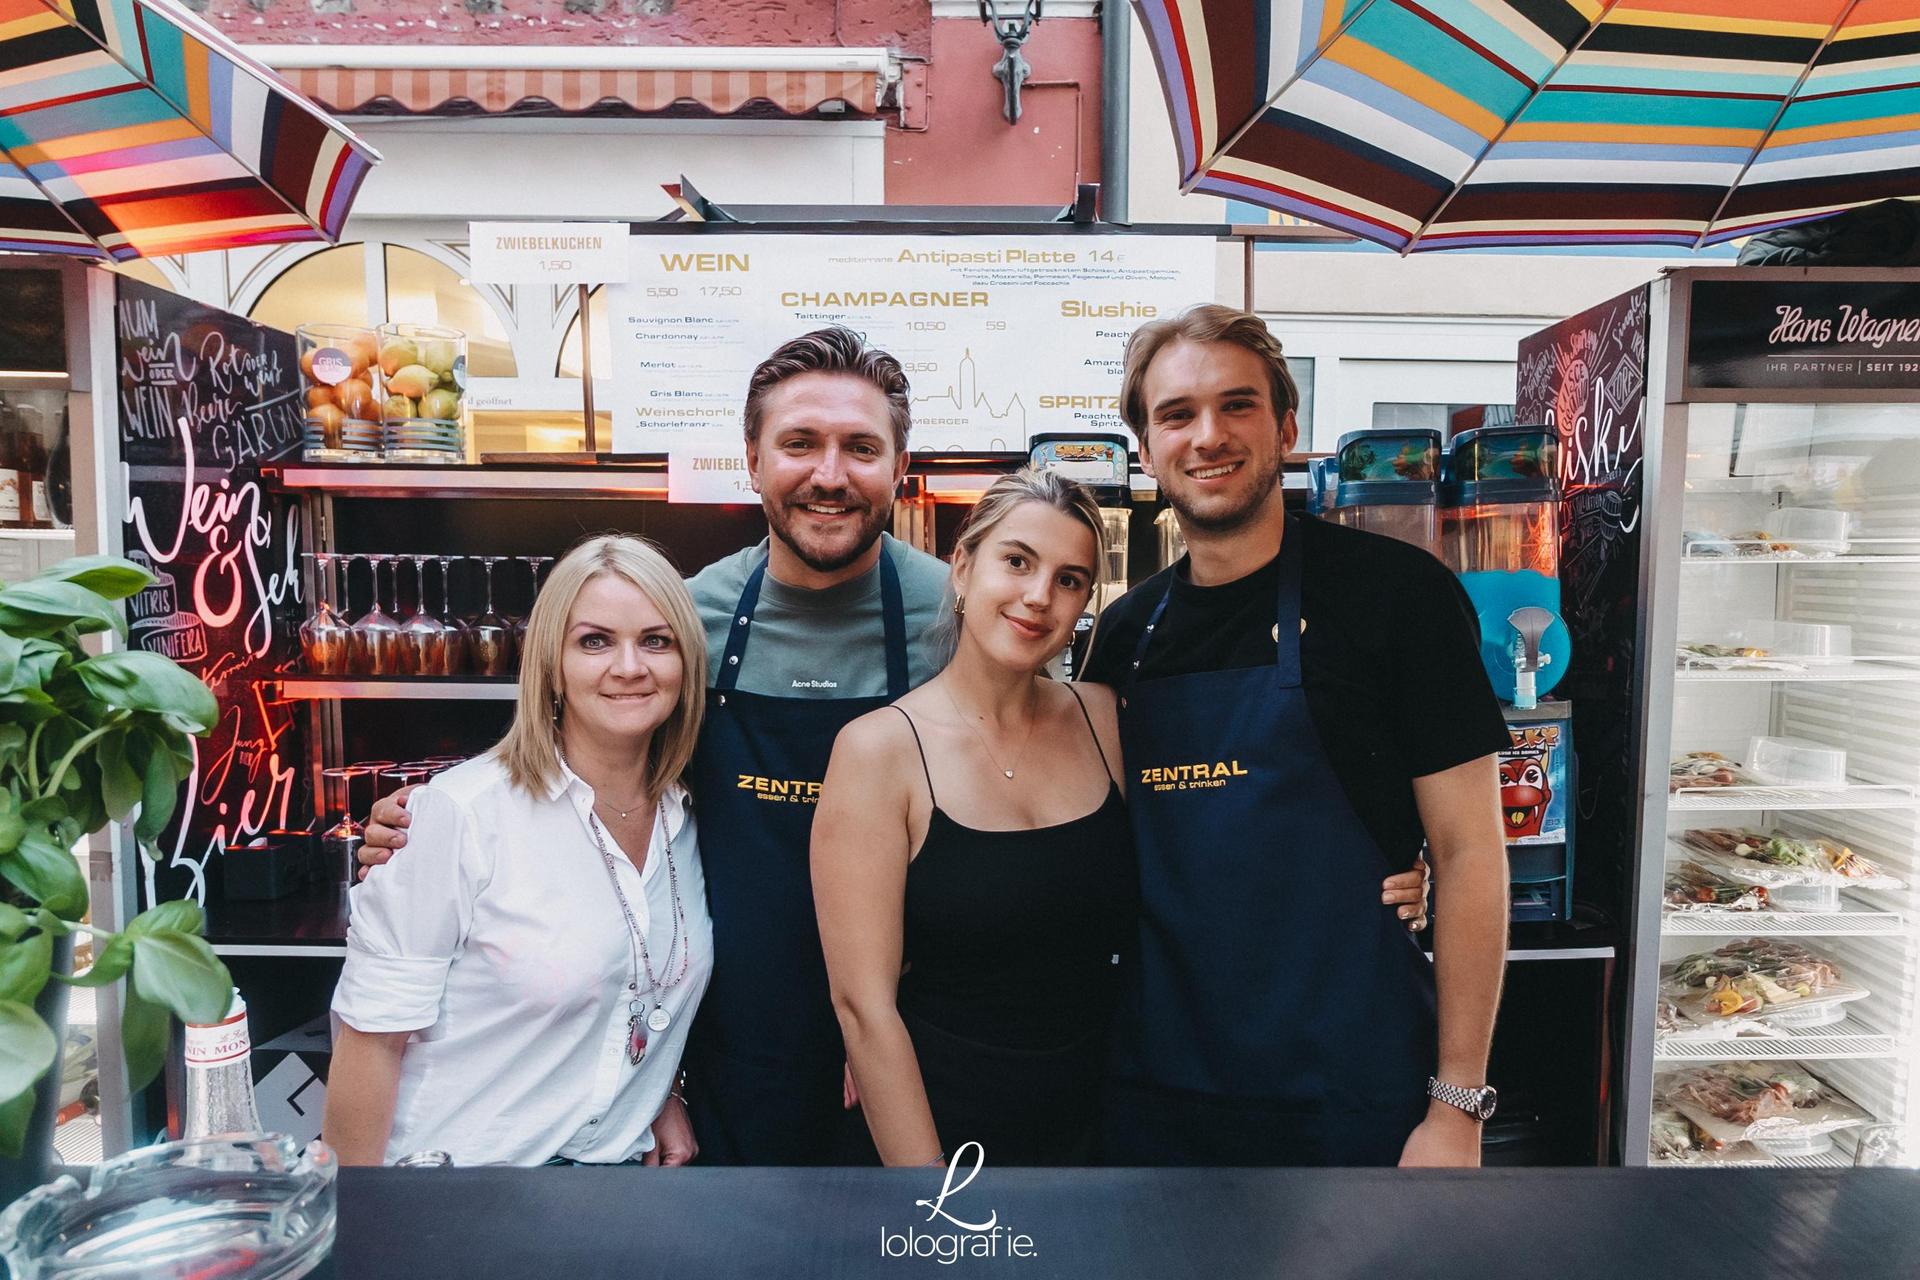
[307,385,334,409]
[300,347,317,380]
[307,402,346,448]
[334,377,376,420]
[350,331,380,378]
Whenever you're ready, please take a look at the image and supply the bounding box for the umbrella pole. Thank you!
[1242,236,1255,313]
[579,282,597,455]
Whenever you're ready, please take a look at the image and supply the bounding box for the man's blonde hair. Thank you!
[492,534,707,803]
[1120,304,1300,441]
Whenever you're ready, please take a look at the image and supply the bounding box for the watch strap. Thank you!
[1427,1076,1495,1121]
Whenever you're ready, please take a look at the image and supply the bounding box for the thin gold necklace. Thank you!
[940,680,1040,781]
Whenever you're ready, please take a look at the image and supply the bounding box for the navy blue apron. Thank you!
[1104,522,1437,1166]
[683,552,910,1165]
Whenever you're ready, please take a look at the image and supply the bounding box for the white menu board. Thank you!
[605,234,1217,453]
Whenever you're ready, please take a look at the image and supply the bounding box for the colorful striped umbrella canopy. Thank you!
[1135,0,1920,252]
[0,0,377,261]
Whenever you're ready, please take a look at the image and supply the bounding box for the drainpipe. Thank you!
[1100,0,1130,223]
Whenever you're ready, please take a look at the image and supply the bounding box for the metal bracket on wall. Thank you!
[980,0,1045,124]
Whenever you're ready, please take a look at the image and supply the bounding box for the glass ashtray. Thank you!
[0,1132,335,1280]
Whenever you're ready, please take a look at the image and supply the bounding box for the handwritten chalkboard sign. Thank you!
[115,277,308,909]
[1515,285,1649,920]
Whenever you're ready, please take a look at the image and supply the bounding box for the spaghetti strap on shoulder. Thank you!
[891,704,937,806]
[1062,683,1116,788]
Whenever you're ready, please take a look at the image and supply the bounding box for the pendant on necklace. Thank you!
[1003,769,1015,779]
[627,1013,648,1065]
[647,1005,672,1034]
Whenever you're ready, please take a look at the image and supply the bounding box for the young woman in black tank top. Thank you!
[813,471,1137,1166]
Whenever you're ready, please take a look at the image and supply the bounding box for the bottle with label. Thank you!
[183,989,263,1139]
[0,408,21,530]
[16,418,46,529]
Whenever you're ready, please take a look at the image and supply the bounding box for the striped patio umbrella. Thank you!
[0,0,377,260]
[1135,0,1920,252]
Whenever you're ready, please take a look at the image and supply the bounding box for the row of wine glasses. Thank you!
[321,757,468,899]
[300,554,553,678]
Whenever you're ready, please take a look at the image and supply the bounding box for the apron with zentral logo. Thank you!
[1105,521,1437,1166]
[684,552,909,1165]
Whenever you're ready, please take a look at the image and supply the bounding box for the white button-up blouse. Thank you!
[331,752,713,1166]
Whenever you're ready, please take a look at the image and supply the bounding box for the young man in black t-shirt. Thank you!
[1085,304,1510,1168]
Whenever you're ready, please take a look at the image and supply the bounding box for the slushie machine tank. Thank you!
[1324,429,1441,557]
[1441,425,1569,711]
[1030,433,1132,678]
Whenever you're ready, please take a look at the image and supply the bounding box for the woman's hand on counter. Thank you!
[357,785,422,880]
[645,1095,699,1167]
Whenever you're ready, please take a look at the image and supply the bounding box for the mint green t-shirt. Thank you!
[686,534,951,698]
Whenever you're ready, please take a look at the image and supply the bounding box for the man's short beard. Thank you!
[768,501,891,574]
[1164,452,1285,534]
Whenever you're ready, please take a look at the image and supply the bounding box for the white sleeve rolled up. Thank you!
[331,787,489,1035]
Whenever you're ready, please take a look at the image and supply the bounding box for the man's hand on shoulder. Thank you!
[357,784,421,878]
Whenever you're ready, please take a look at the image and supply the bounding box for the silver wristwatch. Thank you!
[1427,1077,1498,1122]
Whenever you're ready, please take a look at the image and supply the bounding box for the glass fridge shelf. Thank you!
[1652,1014,1897,1062]
[1676,656,1920,683]
[1661,909,1906,937]
[1682,540,1920,565]
[1669,783,1920,811]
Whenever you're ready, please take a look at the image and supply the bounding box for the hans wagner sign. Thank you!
[1687,278,1920,393]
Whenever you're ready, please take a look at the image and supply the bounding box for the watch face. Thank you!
[1476,1087,1499,1121]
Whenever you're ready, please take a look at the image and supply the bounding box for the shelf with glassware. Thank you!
[1631,394,1920,1172]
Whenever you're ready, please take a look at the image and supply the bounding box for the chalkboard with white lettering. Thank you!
[115,277,308,909]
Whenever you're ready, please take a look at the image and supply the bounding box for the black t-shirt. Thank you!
[1080,515,1510,870]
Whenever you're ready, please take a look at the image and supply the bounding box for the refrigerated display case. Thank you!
[1586,268,1920,1168]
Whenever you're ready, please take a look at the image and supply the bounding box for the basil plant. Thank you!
[0,555,230,1154]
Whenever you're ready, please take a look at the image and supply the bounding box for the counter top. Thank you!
[314,1166,1919,1279]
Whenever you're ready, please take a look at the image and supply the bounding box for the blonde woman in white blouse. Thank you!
[326,534,715,1167]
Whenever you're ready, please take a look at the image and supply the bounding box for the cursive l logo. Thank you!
[914,1142,997,1232]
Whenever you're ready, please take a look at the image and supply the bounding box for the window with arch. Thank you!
[247,243,367,333]
[386,245,516,378]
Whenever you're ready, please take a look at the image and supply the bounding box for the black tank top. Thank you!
[893,687,1138,1052]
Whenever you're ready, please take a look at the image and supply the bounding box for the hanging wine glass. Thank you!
[397,554,448,677]
[348,554,402,676]
[468,555,515,677]
[429,555,470,676]
[298,552,350,675]
[320,764,370,901]
[511,556,541,663]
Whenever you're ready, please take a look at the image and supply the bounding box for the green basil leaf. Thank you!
[33,555,153,602]
[0,999,58,1102]
[0,829,86,918]
[121,990,167,1093]
[0,904,28,943]
[130,932,230,1025]
[0,579,124,640]
[95,730,141,824]
[0,931,51,1005]
[0,811,24,857]
[57,932,130,988]
[0,1085,34,1159]
[75,652,216,731]
[0,630,22,695]
[127,900,203,939]
[135,753,180,849]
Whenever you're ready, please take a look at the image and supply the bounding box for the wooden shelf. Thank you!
[278,676,516,700]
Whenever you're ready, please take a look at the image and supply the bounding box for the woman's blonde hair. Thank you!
[493,534,708,802]
[935,468,1109,662]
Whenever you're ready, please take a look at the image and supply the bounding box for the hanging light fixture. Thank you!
[978,0,1044,124]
